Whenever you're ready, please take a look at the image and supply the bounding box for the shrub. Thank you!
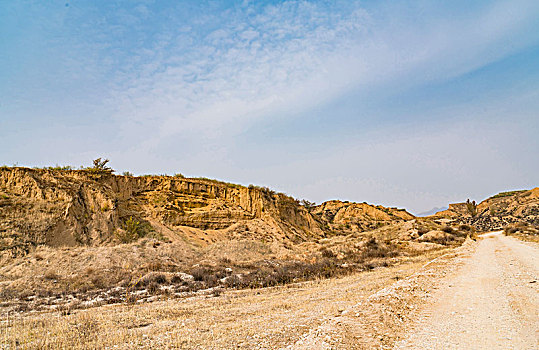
[170,275,184,284]
[428,235,452,245]
[148,273,167,285]
[300,199,316,210]
[224,275,243,288]
[90,275,105,289]
[489,190,526,199]
[441,226,453,233]
[133,272,168,290]
[466,199,477,217]
[359,237,398,260]
[190,266,212,281]
[458,224,474,231]
[44,270,59,280]
[320,248,335,258]
[504,227,518,234]
[44,165,73,171]
[122,171,133,176]
[86,158,114,176]
[147,282,159,294]
[203,274,219,287]
[115,217,146,243]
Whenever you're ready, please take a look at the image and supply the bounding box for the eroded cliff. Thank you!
[0,167,413,256]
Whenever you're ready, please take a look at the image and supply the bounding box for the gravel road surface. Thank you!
[395,231,538,349]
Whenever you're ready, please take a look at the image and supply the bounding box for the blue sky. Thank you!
[1,0,538,214]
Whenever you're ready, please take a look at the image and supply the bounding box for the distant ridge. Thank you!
[417,207,448,217]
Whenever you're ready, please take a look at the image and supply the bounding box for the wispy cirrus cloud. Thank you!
[107,2,369,139]
[102,0,539,149]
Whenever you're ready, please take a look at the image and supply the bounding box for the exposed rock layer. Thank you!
[0,168,414,255]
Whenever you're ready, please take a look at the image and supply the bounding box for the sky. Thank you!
[1,0,538,214]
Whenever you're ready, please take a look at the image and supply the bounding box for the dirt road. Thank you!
[395,232,538,349]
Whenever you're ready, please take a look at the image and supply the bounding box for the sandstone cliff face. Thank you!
[432,188,539,231]
[0,167,414,255]
[0,168,120,254]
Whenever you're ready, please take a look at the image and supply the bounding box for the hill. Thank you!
[432,188,539,231]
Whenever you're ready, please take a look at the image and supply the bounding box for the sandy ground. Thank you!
[395,231,538,349]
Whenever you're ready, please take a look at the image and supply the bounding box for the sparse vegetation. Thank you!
[0,165,509,320]
[489,190,526,199]
[300,199,316,210]
[465,199,477,217]
[193,177,243,189]
[249,184,276,197]
[43,165,74,171]
[0,253,445,350]
[503,222,539,242]
[122,171,133,176]
[114,217,147,243]
[85,158,114,176]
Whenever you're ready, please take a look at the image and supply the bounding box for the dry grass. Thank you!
[0,249,449,349]
[504,222,539,243]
